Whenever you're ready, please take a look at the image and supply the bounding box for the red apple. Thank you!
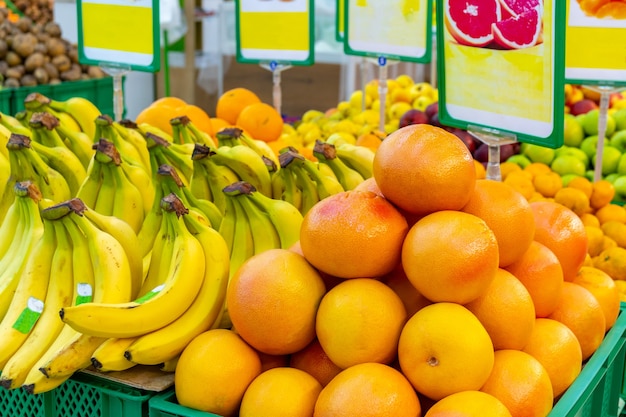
[450,128,477,153]
[570,99,598,116]
[399,109,428,128]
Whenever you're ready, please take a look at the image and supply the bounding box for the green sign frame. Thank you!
[235,0,315,67]
[435,0,566,148]
[344,0,433,64]
[76,0,160,72]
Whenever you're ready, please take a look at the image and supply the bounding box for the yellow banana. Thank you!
[248,185,304,250]
[76,158,102,209]
[0,111,30,140]
[36,200,134,379]
[109,159,145,234]
[93,161,116,216]
[159,355,180,373]
[21,370,70,394]
[55,119,95,170]
[335,143,375,179]
[121,159,155,216]
[290,162,320,215]
[192,145,240,214]
[114,121,151,171]
[138,206,173,297]
[189,161,213,201]
[212,145,273,197]
[0,216,54,373]
[47,95,101,140]
[313,140,365,190]
[0,182,44,320]
[82,208,143,301]
[300,157,344,199]
[235,183,281,255]
[58,194,206,339]
[0,219,74,389]
[91,337,138,372]
[228,191,254,278]
[95,115,147,173]
[124,212,229,365]
[30,139,87,197]
[217,190,236,259]
[0,183,22,258]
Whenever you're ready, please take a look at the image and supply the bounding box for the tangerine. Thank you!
[402,210,499,304]
[236,102,284,143]
[424,391,512,417]
[216,87,261,124]
[572,266,620,331]
[373,124,476,216]
[290,339,342,387]
[300,190,408,278]
[225,249,326,355]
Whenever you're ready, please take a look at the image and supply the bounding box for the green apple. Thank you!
[585,170,595,182]
[605,172,620,183]
[523,143,556,165]
[581,109,616,137]
[506,154,532,168]
[551,155,587,177]
[563,114,585,147]
[561,173,581,187]
[580,135,610,160]
[610,130,626,152]
[554,146,590,168]
[613,108,626,131]
[614,175,626,200]
[617,153,626,175]
[597,145,622,175]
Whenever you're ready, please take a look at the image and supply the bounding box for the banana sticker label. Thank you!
[75,283,94,305]
[12,297,44,334]
[135,284,165,304]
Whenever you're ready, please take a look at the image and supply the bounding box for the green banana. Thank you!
[55,118,95,169]
[300,156,345,199]
[235,182,281,256]
[114,120,152,174]
[224,186,254,279]
[335,143,375,179]
[95,115,149,174]
[76,158,103,209]
[313,140,365,190]
[46,95,101,140]
[29,139,87,198]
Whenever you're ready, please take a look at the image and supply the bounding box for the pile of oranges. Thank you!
[173,124,621,417]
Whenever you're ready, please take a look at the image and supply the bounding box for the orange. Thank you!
[174,329,262,417]
[209,117,232,134]
[313,362,421,417]
[522,318,582,398]
[572,266,620,331]
[352,176,383,196]
[595,203,626,224]
[355,130,385,151]
[589,179,615,210]
[533,171,563,198]
[480,349,554,417]
[503,171,535,200]
[601,220,626,247]
[290,339,342,387]
[585,226,605,257]
[174,104,214,139]
[567,176,593,199]
[504,240,564,318]
[239,367,322,417]
[216,87,261,125]
[398,302,494,401]
[300,190,408,278]
[135,104,177,137]
[402,210,499,304]
[593,246,626,280]
[381,262,432,317]
[524,162,552,178]
[152,96,187,108]
[373,124,476,216]
[548,281,606,360]
[424,391,512,417]
[461,179,536,267]
[474,159,486,179]
[553,187,591,217]
[464,268,536,351]
[225,249,326,355]
[236,102,284,143]
[530,200,588,282]
[315,278,407,369]
[499,161,521,180]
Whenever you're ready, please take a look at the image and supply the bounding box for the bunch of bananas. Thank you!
[313,139,375,191]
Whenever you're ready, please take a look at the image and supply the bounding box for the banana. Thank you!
[93,161,116,216]
[35,200,134,379]
[146,137,194,186]
[109,159,145,234]
[55,120,95,170]
[313,140,365,190]
[47,95,101,140]
[192,145,240,214]
[233,182,281,255]
[335,143,375,179]
[0,219,74,389]
[0,182,22,258]
[0,111,31,139]
[273,161,302,211]
[95,115,149,174]
[225,187,255,279]
[124,212,229,365]
[76,159,103,210]
[82,208,143,300]
[247,185,304,250]
[182,187,222,230]
[189,161,213,202]
[114,120,152,172]
[58,194,206,339]
[0,182,44,320]
[290,162,321,215]
[137,206,173,297]
[30,139,87,197]
[28,112,67,148]
[217,189,237,258]
[159,355,180,373]
[300,157,345,199]
[0,216,54,373]
[211,145,273,197]
[137,122,174,143]
[120,154,155,215]
[91,337,138,372]
[21,371,70,394]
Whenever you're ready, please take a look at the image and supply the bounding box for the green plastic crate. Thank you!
[149,304,626,417]
[0,371,155,417]
[0,89,12,114]
[10,77,116,119]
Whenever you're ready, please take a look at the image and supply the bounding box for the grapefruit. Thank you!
[492,6,542,49]
[445,0,502,47]
[497,0,542,16]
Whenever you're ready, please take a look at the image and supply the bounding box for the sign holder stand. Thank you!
[582,85,623,182]
[468,125,518,181]
[369,56,398,132]
[260,61,293,116]
[99,62,132,121]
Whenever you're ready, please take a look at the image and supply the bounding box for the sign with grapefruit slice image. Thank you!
[435,0,566,148]
[565,0,626,86]
[344,0,433,63]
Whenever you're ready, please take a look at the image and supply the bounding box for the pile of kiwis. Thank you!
[0,11,107,88]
